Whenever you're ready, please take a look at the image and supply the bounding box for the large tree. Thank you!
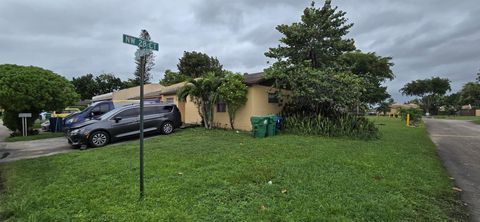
[177,51,223,78]
[264,0,363,116]
[218,71,248,129]
[130,29,155,86]
[160,69,187,86]
[0,64,79,131]
[95,73,125,95]
[400,77,451,114]
[159,51,223,86]
[339,51,394,104]
[458,82,480,106]
[72,74,97,100]
[265,0,355,69]
[476,69,480,83]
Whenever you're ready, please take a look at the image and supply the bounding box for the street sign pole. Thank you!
[139,51,145,199]
[123,32,158,200]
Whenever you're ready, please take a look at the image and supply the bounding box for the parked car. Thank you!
[63,100,158,129]
[65,104,182,148]
[41,120,50,131]
[53,107,81,118]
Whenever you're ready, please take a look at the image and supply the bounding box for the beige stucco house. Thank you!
[388,103,420,116]
[135,73,284,131]
[91,73,284,131]
[92,84,164,102]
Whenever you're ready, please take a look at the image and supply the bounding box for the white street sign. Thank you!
[18,113,32,118]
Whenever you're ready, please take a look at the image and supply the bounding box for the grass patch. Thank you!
[32,119,44,129]
[4,132,63,142]
[0,118,467,221]
[434,115,480,124]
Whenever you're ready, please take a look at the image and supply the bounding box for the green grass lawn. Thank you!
[33,119,43,129]
[434,115,480,125]
[4,132,64,142]
[0,118,466,221]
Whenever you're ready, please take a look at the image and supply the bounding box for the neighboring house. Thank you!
[388,103,419,116]
[91,84,164,102]
[132,72,284,131]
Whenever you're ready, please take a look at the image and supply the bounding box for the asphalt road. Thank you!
[425,118,480,221]
[0,121,74,163]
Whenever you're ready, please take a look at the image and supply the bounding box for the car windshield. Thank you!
[99,108,120,120]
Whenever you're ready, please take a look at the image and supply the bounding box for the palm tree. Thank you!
[177,72,222,129]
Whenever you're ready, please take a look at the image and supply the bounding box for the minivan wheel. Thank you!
[89,131,109,147]
[160,122,174,135]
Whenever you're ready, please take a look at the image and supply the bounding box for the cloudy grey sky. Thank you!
[1,0,479,102]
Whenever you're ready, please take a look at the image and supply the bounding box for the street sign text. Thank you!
[123,34,159,51]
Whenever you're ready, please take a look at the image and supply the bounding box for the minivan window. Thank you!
[157,106,173,113]
[144,106,172,115]
[114,108,139,119]
[92,104,110,116]
[145,107,158,115]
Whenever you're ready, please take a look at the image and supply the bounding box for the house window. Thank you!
[217,102,226,112]
[268,93,279,103]
[166,97,174,103]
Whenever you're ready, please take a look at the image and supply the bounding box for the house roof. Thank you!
[92,92,113,101]
[130,81,187,99]
[130,72,269,100]
[244,72,265,85]
[390,103,419,109]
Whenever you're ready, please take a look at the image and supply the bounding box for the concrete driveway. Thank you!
[0,121,74,163]
[424,118,480,221]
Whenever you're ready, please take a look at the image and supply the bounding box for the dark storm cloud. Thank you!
[1,0,479,102]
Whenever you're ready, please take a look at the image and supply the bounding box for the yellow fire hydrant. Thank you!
[406,114,410,126]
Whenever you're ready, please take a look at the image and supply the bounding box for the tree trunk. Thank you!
[228,111,235,130]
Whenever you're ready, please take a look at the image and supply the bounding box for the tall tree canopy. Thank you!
[159,51,223,86]
[400,77,451,114]
[160,69,187,86]
[95,73,125,95]
[72,73,127,99]
[177,51,223,78]
[265,0,355,69]
[0,64,79,131]
[72,74,97,100]
[458,82,480,106]
[264,0,365,116]
[339,51,394,104]
[130,29,155,86]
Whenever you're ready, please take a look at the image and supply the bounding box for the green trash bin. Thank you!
[251,116,269,138]
[265,115,277,137]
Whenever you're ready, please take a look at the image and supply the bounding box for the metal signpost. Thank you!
[123,33,159,199]
[18,113,32,136]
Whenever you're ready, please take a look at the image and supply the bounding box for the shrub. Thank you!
[282,112,379,139]
[2,110,39,132]
[398,108,423,124]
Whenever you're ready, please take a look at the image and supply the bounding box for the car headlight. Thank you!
[66,118,78,124]
[70,128,83,135]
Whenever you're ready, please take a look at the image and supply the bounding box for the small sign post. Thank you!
[18,113,32,136]
[123,32,158,199]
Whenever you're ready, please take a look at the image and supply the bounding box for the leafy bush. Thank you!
[398,108,423,124]
[0,64,79,131]
[2,110,39,132]
[282,112,379,139]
